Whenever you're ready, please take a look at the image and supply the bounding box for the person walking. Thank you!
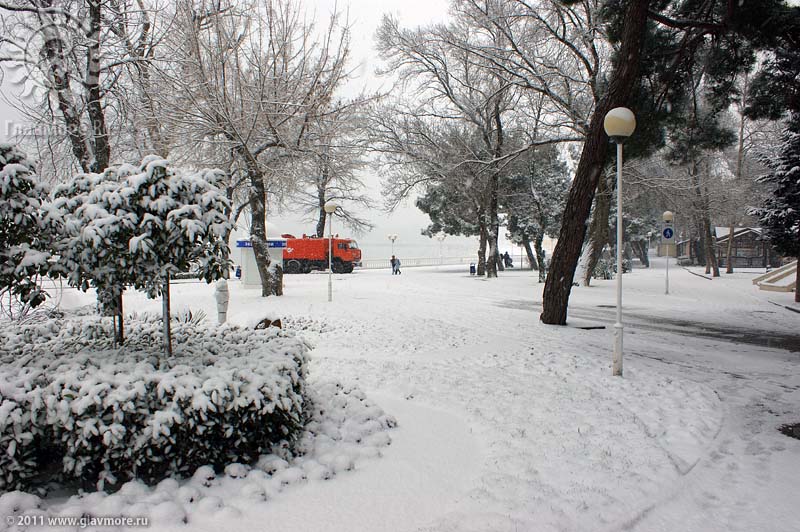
[390,255,402,275]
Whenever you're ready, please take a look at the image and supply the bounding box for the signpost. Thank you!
[662,211,675,295]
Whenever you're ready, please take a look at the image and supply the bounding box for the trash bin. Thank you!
[469,263,476,275]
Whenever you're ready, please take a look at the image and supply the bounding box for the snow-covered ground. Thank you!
[6,258,800,531]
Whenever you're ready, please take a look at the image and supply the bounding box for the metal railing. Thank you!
[358,256,535,270]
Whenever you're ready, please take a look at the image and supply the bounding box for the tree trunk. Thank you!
[162,275,172,357]
[315,168,328,237]
[540,0,651,325]
[703,217,719,276]
[116,292,124,345]
[583,173,612,286]
[86,0,110,173]
[486,180,500,278]
[248,168,282,296]
[703,180,721,277]
[534,233,547,283]
[316,207,326,238]
[725,220,736,273]
[638,240,650,267]
[522,237,538,271]
[477,221,487,276]
[727,74,748,275]
[795,259,799,303]
[40,8,93,172]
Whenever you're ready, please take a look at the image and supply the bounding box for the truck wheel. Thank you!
[343,263,354,273]
[332,260,344,273]
[285,260,302,274]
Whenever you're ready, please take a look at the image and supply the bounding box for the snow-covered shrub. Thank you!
[49,156,232,346]
[0,316,309,493]
[50,170,137,333]
[125,157,232,298]
[0,144,58,311]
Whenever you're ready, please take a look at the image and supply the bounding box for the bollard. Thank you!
[214,279,230,324]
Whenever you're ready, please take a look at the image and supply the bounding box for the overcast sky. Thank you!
[268,0,482,259]
[1,0,491,261]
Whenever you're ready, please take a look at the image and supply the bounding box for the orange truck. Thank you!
[281,234,362,274]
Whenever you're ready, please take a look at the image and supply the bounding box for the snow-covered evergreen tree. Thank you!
[51,169,138,342]
[503,146,570,282]
[126,157,232,354]
[51,157,232,347]
[751,115,800,301]
[0,144,57,311]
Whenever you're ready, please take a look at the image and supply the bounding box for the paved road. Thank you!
[496,299,800,353]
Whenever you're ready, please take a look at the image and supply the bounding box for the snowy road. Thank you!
[53,259,799,532]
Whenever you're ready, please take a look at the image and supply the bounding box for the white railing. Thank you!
[358,256,536,270]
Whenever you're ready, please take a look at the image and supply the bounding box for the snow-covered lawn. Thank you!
[5,258,799,532]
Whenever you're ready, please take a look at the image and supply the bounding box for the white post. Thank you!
[613,142,624,377]
[665,249,670,295]
[214,279,230,324]
[604,106,634,378]
[328,215,333,302]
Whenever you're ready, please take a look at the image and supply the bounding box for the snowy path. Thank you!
[153,397,479,532]
[53,260,799,531]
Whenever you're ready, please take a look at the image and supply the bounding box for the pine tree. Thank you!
[751,115,800,302]
[503,146,570,282]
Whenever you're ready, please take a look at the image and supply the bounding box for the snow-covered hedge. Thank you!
[0,381,397,528]
[0,316,309,492]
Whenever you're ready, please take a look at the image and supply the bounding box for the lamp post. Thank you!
[663,210,674,295]
[325,202,338,302]
[604,107,636,377]
[436,233,446,266]
[388,234,398,256]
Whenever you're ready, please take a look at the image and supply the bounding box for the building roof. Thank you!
[715,226,762,241]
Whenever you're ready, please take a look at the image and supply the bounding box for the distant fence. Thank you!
[359,256,535,270]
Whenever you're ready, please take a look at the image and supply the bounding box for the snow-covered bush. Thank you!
[50,170,137,341]
[125,156,232,298]
[0,144,58,311]
[49,156,232,346]
[0,316,309,493]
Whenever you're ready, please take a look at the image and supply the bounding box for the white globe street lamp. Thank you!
[663,210,674,295]
[436,233,446,266]
[325,202,338,302]
[388,234,398,256]
[604,106,636,377]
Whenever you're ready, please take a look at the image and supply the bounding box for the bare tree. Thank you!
[372,11,582,278]
[159,0,353,296]
[0,0,169,175]
[293,100,374,237]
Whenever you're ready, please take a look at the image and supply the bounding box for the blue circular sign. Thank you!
[663,228,674,239]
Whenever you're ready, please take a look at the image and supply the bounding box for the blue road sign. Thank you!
[662,227,674,240]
